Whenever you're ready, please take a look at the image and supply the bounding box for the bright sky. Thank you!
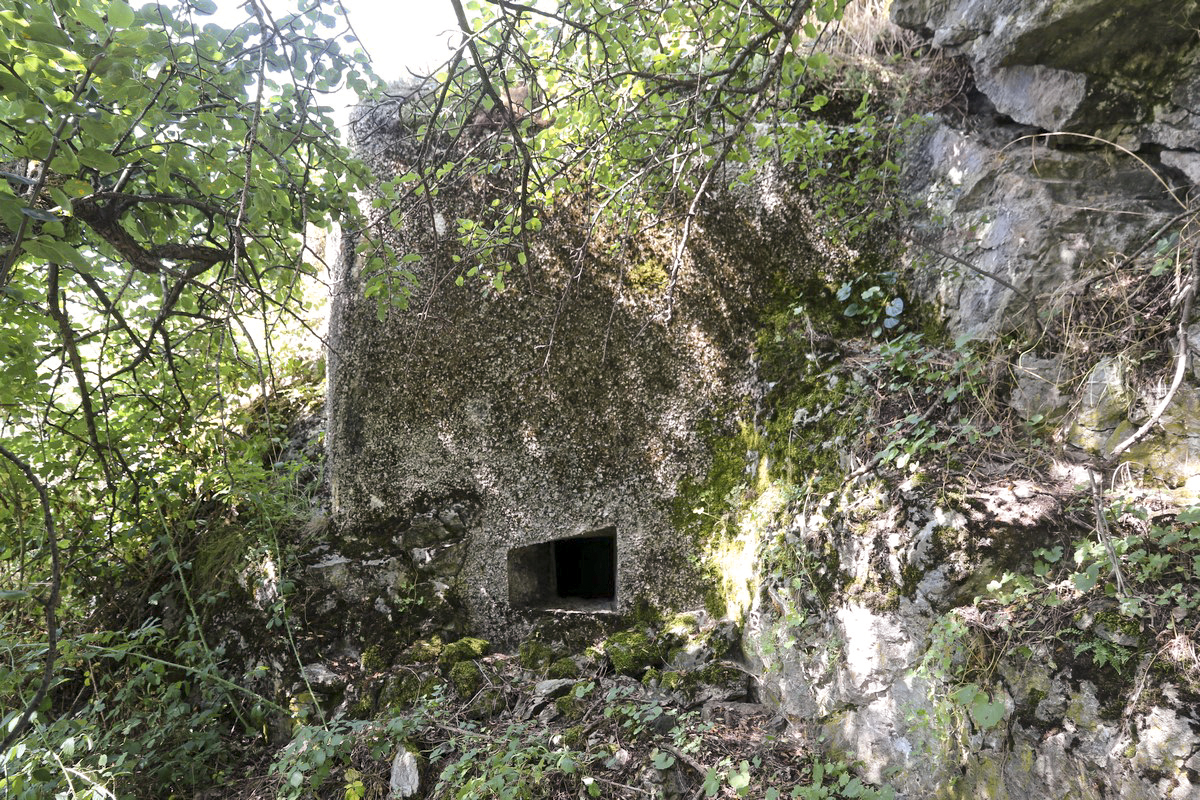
[339,0,459,80]
[207,0,460,126]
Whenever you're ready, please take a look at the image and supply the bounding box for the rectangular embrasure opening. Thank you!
[508,527,616,611]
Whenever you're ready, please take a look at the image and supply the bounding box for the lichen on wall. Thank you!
[326,98,843,642]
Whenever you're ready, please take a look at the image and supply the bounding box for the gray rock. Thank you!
[907,122,1179,338]
[975,62,1088,132]
[1163,150,1200,186]
[389,748,420,798]
[533,678,577,699]
[300,663,343,689]
[1133,707,1200,776]
[892,0,1200,148]
[1009,354,1068,422]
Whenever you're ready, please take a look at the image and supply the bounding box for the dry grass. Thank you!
[811,0,973,120]
[827,0,917,60]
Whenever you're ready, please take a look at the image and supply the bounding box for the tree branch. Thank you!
[0,444,61,754]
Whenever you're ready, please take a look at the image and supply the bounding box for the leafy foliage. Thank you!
[361,0,909,316]
[0,0,385,793]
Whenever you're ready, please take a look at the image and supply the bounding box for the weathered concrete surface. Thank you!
[327,100,825,642]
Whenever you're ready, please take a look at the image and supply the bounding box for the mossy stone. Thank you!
[562,725,585,748]
[554,694,583,720]
[403,635,444,664]
[380,671,440,711]
[518,640,556,671]
[361,643,393,672]
[660,670,687,691]
[449,660,484,697]
[604,630,661,676]
[547,657,579,679]
[439,636,489,669]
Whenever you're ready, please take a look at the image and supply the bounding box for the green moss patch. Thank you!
[450,660,484,697]
[518,639,557,672]
[603,630,663,677]
[439,636,489,670]
[548,657,579,679]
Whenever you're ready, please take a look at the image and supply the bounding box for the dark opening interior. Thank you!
[508,527,616,610]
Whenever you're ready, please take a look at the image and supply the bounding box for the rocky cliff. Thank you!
[738,1,1200,798]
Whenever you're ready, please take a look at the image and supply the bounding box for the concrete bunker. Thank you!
[507,527,617,611]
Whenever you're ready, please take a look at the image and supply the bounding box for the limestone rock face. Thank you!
[906,119,1180,339]
[892,0,1200,148]
[895,0,1200,486]
[742,481,1200,800]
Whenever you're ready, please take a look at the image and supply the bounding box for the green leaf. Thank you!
[25,22,71,47]
[969,694,1005,729]
[1073,563,1101,591]
[23,237,88,268]
[77,148,121,172]
[108,0,135,28]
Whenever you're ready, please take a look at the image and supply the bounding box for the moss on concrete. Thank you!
[627,259,669,293]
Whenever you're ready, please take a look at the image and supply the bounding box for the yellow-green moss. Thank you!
[627,259,669,293]
[604,630,662,677]
[562,725,585,748]
[403,635,444,664]
[439,637,489,669]
[449,660,484,697]
[670,287,868,623]
[362,644,393,673]
[547,657,579,679]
